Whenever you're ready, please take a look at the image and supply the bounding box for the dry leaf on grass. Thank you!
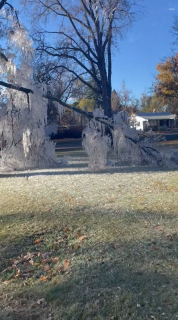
[41,259,48,264]
[40,276,48,282]
[52,257,59,263]
[43,265,51,271]
[156,226,164,231]
[57,239,63,243]
[3,280,11,285]
[34,239,40,245]
[36,298,45,305]
[78,236,86,243]
[64,259,70,270]
[74,244,78,251]
[15,269,21,278]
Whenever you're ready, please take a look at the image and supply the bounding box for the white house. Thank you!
[131,112,177,131]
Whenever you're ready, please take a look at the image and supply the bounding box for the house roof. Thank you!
[137,112,176,120]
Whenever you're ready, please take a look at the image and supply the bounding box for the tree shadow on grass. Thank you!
[0,163,178,179]
[1,202,178,319]
[1,237,178,320]
[44,259,178,320]
[0,204,178,268]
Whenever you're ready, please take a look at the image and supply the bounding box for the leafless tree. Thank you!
[23,0,141,117]
[111,81,138,114]
[111,89,121,111]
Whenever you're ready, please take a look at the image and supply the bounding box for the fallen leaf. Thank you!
[41,259,48,264]
[43,265,51,271]
[78,236,85,243]
[156,226,163,231]
[15,269,21,278]
[13,259,21,265]
[36,298,45,305]
[52,257,59,263]
[74,244,78,251]
[57,239,63,243]
[3,280,11,285]
[24,252,35,260]
[34,263,40,267]
[64,260,70,270]
[35,239,40,245]
[40,276,48,282]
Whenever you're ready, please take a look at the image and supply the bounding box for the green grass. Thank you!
[0,161,178,319]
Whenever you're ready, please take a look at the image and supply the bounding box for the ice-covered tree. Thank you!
[0,5,64,170]
[0,1,177,172]
[82,108,178,170]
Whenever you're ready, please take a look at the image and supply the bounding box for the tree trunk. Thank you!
[98,50,112,118]
[101,83,112,118]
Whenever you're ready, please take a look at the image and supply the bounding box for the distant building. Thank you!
[131,112,177,131]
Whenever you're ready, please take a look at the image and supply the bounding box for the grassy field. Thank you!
[0,150,178,319]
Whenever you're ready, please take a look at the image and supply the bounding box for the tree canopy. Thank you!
[153,54,178,114]
[24,0,140,117]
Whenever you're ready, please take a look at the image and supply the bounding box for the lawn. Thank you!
[0,152,178,320]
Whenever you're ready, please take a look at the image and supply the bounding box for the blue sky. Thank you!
[112,0,178,98]
[12,0,178,100]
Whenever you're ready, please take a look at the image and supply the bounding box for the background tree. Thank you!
[24,0,140,117]
[73,75,102,112]
[139,93,152,111]
[139,92,164,112]
[83,76,102,108]
[116,81,139,114]
[111,89,121,111]
[154,54,178,114]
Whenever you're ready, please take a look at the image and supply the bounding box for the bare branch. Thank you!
[0,51,8,62]
[36,46,101,88]
[0,0,7,11]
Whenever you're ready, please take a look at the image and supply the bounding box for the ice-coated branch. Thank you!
[0,81,33,94]
[0,80,109,126]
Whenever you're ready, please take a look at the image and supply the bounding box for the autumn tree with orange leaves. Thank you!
[154,54,178,114]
